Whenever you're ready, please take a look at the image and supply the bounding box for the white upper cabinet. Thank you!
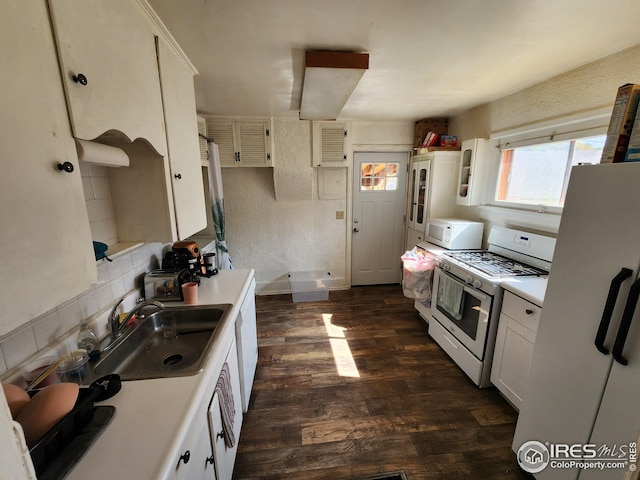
[0,0,96,336]
[206,120,273,167]
[157,38,207,239]
[407,159,430,231]
[312,121,350,167]
[456,138,489,206]
[47,0,167,156]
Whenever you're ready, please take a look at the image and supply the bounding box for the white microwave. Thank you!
[425,218,484,250]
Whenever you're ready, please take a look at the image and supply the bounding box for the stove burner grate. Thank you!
[442,251,548,277]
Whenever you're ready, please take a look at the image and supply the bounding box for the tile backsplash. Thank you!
[81,161,119,246]
[0,242,167,380]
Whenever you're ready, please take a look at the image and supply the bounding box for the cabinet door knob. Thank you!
[174,173,182,179]
[179,450,191,464]
[206,455,215,465]
[525,309,534,315]
[216,430,225,440]
[57,161,74,173]
[353,227,359,233]
[72,73,88,85]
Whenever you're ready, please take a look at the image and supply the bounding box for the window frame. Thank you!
[486,108,611,213]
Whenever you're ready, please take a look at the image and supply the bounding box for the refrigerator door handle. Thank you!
[612,276,640,366]
[595,268,633,355]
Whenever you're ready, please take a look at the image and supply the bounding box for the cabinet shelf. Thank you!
[456,138,489,206]
[103,242,144,261]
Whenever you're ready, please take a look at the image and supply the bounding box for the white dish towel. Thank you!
[437,273,465,321]
[215,362,236,448]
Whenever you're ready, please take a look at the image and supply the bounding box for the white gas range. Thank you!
[417,226,556,387]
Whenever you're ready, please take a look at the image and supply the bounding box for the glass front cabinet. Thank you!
[408,159,430,231]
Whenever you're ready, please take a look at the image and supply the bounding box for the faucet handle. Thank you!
[109,297,125,322]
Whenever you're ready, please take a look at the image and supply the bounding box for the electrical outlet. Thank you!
[336,211,345,219]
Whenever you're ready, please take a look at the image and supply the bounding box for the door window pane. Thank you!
[360,162,400,191]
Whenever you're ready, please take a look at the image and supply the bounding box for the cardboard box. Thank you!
[624,88,640,162]
[601,83,640,163]
[414,118,449,150]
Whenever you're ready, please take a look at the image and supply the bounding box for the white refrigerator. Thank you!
[512,162,640,479]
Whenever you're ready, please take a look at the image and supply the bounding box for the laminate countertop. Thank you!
[500,277,547,306]
[65,268,255,480]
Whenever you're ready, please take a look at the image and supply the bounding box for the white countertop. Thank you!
[500,277,547,306]
[415,241,448,256]
[66,268,255,480]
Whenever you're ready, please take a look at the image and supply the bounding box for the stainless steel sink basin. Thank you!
[92,304,231,380]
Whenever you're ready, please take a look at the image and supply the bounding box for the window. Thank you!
[495,135,605,208]
[360,162,399,191]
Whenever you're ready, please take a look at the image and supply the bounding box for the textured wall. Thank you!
[450,43,640,140]
[221,118,414,293]
[448,43,640,238]
[222,118,348,293]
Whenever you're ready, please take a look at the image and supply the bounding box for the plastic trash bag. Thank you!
[401,248,437,302]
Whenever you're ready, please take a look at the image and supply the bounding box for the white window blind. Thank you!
[490,107,611,150]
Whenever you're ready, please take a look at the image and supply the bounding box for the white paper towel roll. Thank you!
[75,139,130,167]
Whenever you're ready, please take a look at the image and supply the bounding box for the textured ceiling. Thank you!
[148,0,640,122]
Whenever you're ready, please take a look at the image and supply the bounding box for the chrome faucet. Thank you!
[108,297,125,339]
[120,300,165,333]
[108,298,165,339]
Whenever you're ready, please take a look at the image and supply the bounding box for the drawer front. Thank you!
[428,319,483,385]
[501,291,541,333]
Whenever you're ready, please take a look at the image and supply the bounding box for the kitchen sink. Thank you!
[92,304,231,381]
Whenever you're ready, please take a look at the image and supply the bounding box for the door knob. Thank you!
[72,73,88,85]
[353,227,359,233]
[57,161,74,173]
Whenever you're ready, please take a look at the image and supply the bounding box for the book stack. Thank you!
[420,131,440,148]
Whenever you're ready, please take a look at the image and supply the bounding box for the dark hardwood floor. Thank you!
[233,285,531,480]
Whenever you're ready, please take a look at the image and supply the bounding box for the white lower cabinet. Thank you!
[491,291,541,410]
[405,228,424,251]
[171,337,243,480]
[235,278,258,413]
[208,337,243,480]
[173,405,216,480]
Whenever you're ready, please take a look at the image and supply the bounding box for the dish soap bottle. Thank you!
[77,322,99,360]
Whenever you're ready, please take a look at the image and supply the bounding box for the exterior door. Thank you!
[352,152,408,285]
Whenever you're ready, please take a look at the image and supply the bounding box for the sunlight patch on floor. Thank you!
[323,313,360,378]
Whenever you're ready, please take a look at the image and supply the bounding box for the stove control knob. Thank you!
[442,263,450,272]
[465,276,474,284]
[472,280,482,289]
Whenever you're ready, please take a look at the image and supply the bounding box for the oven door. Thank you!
[431,267,492,360]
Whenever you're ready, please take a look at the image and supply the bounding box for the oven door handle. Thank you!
[612,276,640,366]
[594,268,633,355]
[437,268,489,302]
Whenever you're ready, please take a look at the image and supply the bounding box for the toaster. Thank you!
[144,269,189,302]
